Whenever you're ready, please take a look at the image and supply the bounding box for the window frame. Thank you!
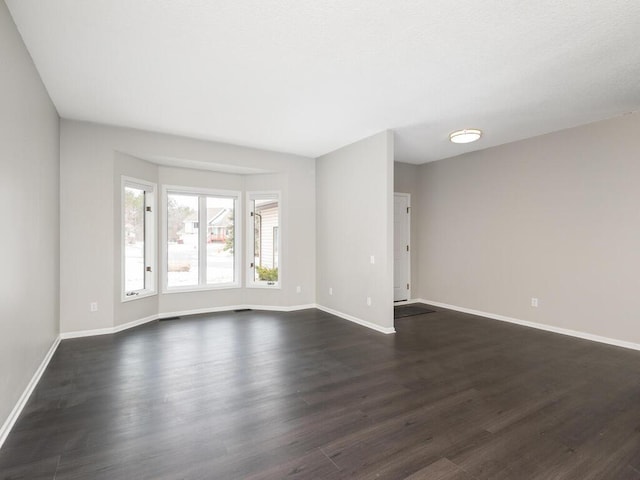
[121,176,157,302]
[162,185,242,293]
[246,191,281,289]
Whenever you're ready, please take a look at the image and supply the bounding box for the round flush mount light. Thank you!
[449,128,482,144]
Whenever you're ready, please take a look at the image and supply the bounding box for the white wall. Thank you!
[60,120,316,333]
[416,112,640,345]
[316,131,395,332]
[0,0,59,434]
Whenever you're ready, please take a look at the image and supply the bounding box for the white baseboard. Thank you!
[316,305,395,334]
[60,314,159,339]
[251,303,317,312]
[59,326,116,339]
[418,298,640,352]
[114,314,160,333]
[0,335,61,450]
[60,304,319,339]
[158,303,317,319]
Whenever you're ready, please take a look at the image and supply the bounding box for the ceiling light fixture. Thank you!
[449,128,482,144]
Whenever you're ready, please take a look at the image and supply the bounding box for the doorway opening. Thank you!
[394,193,410,302]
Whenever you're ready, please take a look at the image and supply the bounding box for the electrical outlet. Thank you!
[90,302,98,312]
[366,297,372,306]
[531,297,539,308]
[370,255,375,264]
[329,287,333,296]
[296,286,301,293]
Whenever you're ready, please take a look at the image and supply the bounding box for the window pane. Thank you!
[206,197,234,284]
[124,187,145,292]
[253,198,279,283]
[167,194,199,287]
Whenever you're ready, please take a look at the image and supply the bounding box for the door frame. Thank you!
[394,192,411,302]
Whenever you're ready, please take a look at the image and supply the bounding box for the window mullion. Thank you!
[144,191,154,292]
[143,191,149,290]
[247,199,255,283]
[199,195,207,286]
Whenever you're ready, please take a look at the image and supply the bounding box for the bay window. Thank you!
[122,177,156,300]
[165,187,240,291]
[247,192,280,288]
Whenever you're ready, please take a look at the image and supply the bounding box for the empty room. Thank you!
[1,1,640,479]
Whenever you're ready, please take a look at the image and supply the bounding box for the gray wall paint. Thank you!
[394,162,420,297]
[316,131,394,330]
[0,0,59,430]
[416,112,640,344]
[60,120,316,333]
[60,123,115,332]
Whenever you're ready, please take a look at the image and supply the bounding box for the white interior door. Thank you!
[394,193,410,302]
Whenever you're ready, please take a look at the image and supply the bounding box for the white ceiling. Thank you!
[6,0,640,164]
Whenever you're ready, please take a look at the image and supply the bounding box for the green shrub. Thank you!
[256,266,278,281]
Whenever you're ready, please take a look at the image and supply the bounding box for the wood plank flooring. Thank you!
[2,306,640,479]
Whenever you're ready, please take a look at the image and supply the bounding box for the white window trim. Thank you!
[162,185,242,293]
[246,190,282,289]
[121,176,157,302]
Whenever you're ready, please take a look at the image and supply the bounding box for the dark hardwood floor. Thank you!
[2,306,640,479]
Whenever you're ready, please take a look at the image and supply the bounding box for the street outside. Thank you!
[125,234,234,292]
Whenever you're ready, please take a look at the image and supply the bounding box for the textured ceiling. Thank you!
[6,0,640,163]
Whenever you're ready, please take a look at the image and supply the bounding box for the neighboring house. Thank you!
[254,201,278,269]
[207,207,233,242]
[180,207,232,241]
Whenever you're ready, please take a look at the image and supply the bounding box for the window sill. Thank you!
[247,283,281,289]
[121,290,157,303]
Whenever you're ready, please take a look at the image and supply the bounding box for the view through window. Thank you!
[124,186,145,292]
[123,179,155,298]
[167,191,237,289]
[250,195,280,286]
